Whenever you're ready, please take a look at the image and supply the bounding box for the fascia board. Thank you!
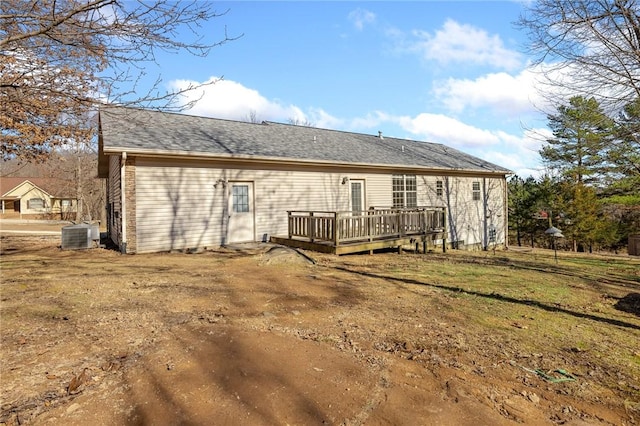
[102,146,511,177]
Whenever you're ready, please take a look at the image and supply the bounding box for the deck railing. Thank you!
[287,207,446,247]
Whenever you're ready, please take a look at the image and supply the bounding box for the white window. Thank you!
[350,181,364,213]
[472,182,481,201]
[27,198,44,209]
[392,175,417,208]
[436,180,443,197]
[61,199,72,209]
[232,185,250,213]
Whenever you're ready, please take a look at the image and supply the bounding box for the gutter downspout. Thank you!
[120,152,127,254]
[503,177,509,250]
[482,178,488,251]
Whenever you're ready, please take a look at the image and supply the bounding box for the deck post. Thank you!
[334,212,339,248]
[442,209,447,253]
[367,210,373,254]
[416,209,428,254]
[278,208,451,255]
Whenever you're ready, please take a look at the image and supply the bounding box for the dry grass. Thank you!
[1,236,639,425]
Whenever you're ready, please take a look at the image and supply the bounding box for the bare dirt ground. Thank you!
[1,233,639,425]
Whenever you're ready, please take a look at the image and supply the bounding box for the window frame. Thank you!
[392,174,417,208]
[231,185,250,213]
[27,198,45,210]
[472,181,481,201]
[350,180,364,213]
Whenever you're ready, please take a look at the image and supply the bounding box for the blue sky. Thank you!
[149,1,554,178]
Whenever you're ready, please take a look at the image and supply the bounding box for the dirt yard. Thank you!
[1,234,639,425]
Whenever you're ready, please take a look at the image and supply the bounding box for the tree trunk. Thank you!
[75,145,83,222]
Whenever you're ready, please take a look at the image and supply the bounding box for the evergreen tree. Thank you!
[608,98,640,196]
[541,96,613,185]
[508,175,541,247]
[536,175,563,248]
[555,182,599,252]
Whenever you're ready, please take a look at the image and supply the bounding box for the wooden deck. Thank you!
[271,207,447,255]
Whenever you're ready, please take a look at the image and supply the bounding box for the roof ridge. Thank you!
[104,106,444,147]
[100,106,512,174]
[260,120,447,147]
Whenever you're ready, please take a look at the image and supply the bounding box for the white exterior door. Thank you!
[228,181,255,243]
[350,180,365,213]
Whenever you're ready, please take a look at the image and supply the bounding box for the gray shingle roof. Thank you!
[99,107,511,175]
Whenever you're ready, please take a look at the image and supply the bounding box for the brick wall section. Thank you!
[124,157,137,253]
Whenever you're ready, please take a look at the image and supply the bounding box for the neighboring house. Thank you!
[98,107,512,254]
[0,178,78,219]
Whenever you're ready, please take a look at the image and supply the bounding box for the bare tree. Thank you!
[1,0,238,162]
[1,146,104,221]
[518,0,640,111]
[287,117,315,127]
[245,110,261,124]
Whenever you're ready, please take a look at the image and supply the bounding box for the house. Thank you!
[0,177,78,220]
[98,107,511,254]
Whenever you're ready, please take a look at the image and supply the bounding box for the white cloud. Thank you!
[366,112,548,176]
[405,19,522,70]
[170,76,364,131]
[348,8,376,31]
[307,107,344,129]
[167,75,547,177]
[483,150,522,171]
[524,61,625,114]
[348,111,390,130]
[480,127,551,178]
[395,113,501,148]
[520,126,552,156]
[481,151,536,177]
[433,69,544,116]
[169,77,307,123]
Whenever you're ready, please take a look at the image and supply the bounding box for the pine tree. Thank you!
[508,175,540,247]
[556,182,600,252]
[541,96,613,185]
[608,98,640,196]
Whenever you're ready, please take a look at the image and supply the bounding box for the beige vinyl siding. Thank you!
[482,177,507,247]
[4,182,52,214]
[418,176,447,208]
[129,158,506,253]
[417,175,506,248]
[49,198,77,216]
[20,187,51,214]
[356,174,392,208]
[134,161,353,253]
[253,170,348,239]
[135,165,222,252]
[4,182,45,199]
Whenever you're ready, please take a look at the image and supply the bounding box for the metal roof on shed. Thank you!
[99,107,511,175]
